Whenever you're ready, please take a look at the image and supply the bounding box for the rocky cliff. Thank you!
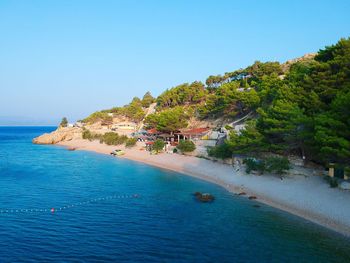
[33,127,82,144]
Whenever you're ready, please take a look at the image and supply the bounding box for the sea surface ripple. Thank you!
[0,127,349,262]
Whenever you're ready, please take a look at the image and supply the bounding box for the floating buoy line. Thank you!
[0,194,140,214]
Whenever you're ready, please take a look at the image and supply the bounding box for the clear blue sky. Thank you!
[1,0,349,125]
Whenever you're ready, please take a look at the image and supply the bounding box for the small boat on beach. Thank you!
[110,149,125,156]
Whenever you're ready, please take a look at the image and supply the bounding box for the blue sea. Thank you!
[0,126,349,262]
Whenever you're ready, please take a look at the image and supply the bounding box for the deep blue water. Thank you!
[0,127,349,262]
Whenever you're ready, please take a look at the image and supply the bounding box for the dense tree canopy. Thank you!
[177,140,196,153]
[157,82,207,108]
[226,120,266,154]
[108,97,145,122]
[312,91,350,163]
[82,37,350,166]
[210,37,350,166]
[199,81,260,118]
[141,91,155,108]
[144,106,191,132]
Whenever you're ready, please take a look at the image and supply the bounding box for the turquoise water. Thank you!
[0,127,349,262]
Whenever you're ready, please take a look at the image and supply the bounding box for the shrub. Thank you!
[265,157,290,174]
[82,129,102,141]
[83,111,113,124]
[243,156,290,175]
[329,178,339,188]
[153,139,165,153]
[207,144,232,159]
[224,125,233,130]
[101,132,127,145]
[243,158,265,174]
[176,140,196,153]
[173,148,178,153]
[324,176,339,188]
[125,138,137,148]
[345,167,350,179]
[82,129,92,140]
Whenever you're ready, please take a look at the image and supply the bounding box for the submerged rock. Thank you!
[248,196,257,200]
[194,192,215,202]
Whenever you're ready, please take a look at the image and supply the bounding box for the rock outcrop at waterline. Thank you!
[33,127,82,144]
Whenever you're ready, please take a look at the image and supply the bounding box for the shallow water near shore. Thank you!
[0,127,349,262]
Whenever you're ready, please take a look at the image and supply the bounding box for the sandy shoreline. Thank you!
[57,139,350,237]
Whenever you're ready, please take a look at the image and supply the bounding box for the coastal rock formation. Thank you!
[33,127,82,144]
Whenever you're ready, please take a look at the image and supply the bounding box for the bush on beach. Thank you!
[324,176,339,188]
[243,158,265,174]
[207,144,232,159]
[82,129,128,146]
[243,156,290,175]
[153,139,165,153]
[82,129,102,141]
[100,132,128,145]
[265,157,290,174]
[125,138,137,148]
[176,140,196,153]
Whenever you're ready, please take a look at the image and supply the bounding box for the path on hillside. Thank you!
[138,103,157,131]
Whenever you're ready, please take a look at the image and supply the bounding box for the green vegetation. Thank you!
[109,97,145,122]
[157,82,207,108]
[81,37,350,168]
[243,158,266,174]
[226,120,267,155]
[176,140,196,153]
[84,95,149,124]
[243,157,290,175]
[345,167,350,177]
[207,37,350,167]
[125,138,137,148]
[100,132,128,145]
[152,139,165,153]
[141,91,155,108]
[83,111,112,124]
[198,81,260,118]
[324,176,339,188]
[82,129,92,140]
[207,144,232,159]
[144,106,192,132]
[264,157,290,174]
[82,129,129,146]
[82,129,102,141]
[60,117,68,127]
